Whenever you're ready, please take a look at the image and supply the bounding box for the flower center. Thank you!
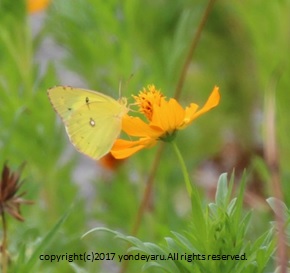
[133,85,164,121]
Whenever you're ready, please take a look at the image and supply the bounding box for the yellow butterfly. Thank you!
[47,86,128,160]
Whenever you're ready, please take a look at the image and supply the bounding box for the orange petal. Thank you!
[122,115,162,138]
[27,0,50,13]
[111,138,156,159]
[182,86,220,127]
[99,152,125,170]
[151,98,185,132]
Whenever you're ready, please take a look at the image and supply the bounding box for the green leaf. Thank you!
[215,173,228,208]
[266,197,289,218]
[17,210,70,272]
[70,263,88,273]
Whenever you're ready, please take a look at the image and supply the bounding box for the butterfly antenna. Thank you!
[126,73,134,88]
[118,74,134,98]
[118,81,122,98]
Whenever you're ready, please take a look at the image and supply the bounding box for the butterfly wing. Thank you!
[48,86,128,159]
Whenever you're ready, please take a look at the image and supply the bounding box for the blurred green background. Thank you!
[0,0,289,272]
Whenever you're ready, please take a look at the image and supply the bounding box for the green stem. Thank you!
[172,141,192,197]
[172,141,205,231]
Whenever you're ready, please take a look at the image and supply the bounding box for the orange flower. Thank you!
[27,0,50,13]
[99,153,126,171]
[111,85,220,159]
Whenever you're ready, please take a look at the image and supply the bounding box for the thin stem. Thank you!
[119,144,165,273]
[1,207,8,273]
[264,70,287,273]
[131,143,165,235]
[172,141,192,197]
[172,141,204,231]
[174,0,217,100]
[120,1,216,272]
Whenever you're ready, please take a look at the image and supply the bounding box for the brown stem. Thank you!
[174,0,217,100]
[119,1,217,273]
[264,72,287,273]
[130,0,217,239]
[1,207,8,273]
[119,144,164,273]
[131,144,165,235]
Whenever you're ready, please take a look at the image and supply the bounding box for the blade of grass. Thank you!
[19,209,70,272]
